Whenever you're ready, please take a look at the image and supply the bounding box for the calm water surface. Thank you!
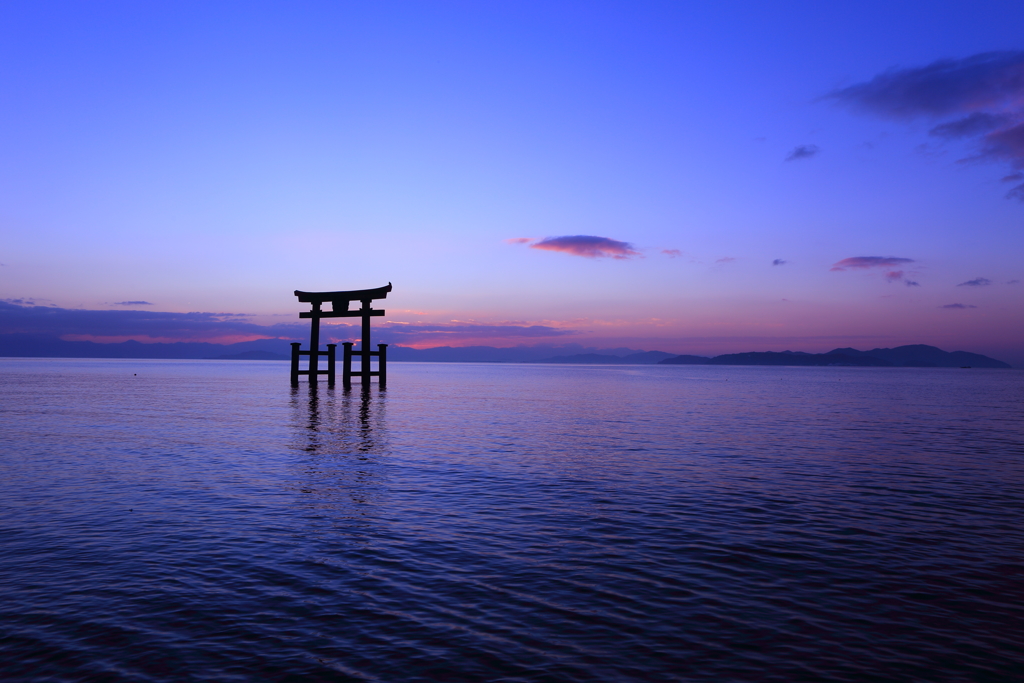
[1,359,1023,682]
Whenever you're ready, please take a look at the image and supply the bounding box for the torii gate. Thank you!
[291,283,392,388]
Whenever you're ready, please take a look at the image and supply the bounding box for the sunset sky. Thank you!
[3,1,1024,363]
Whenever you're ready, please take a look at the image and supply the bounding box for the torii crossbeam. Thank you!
[291,283,392,388]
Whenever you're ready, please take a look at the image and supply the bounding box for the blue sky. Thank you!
[2,1,1024,362]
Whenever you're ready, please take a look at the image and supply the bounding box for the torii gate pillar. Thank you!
[291,283,392,388]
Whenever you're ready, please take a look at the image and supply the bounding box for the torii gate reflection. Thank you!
[291,283,392,389]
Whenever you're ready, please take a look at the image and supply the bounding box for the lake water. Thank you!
[1,359,1023,682]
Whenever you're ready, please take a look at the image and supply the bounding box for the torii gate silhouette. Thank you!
[291,283,391,388]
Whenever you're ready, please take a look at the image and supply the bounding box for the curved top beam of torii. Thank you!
[294,282,392,305]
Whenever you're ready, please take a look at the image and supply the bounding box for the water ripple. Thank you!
[1,360,1023,681]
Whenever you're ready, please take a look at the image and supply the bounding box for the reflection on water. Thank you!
[289,383,390,519]
[290,383,389,456]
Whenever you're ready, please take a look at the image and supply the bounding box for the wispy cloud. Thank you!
[528,235,639,259]
[2,298,47,306]
[113,301,153,306]
[772,259,787,266]
[716,257,737,264]
[786,144,820,161]
[827,51,1024,200]
[828,51,1024,118]
[941,303,977,309]
[929,112,1012,139]
[504,237,534,245]
[831,256,918,285]
[957,277,992,287]
[661,249,682,258]
[830,256,914,271]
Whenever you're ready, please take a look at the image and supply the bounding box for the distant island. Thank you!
[658,345,1011,369]
[0,334,1011,368]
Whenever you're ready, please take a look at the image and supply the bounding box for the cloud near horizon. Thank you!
[527,235,640,259]
[828,51,1024,200]
[942,303,977,309]
[0,300,577,346]
[114,301,153,306]
[958,277,992,286]
[0,300,277,343]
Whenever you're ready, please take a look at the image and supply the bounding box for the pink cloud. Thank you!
[884,270,905,282]
[529,235,639,259]
[662,249,682,258]
[505,237,534,245]
[833,257,919,285]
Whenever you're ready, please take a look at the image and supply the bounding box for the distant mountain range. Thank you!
[0,335,665,363]
[0,334,1011,368]
[209,350,291,361]
[531,351,677,364]
[0,334,298,360]
[658,345,1011,368]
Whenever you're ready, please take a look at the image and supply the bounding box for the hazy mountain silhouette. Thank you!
[206,350,291,361]
[532,351,676,364]
[826,345,1009,368]
[385,345,668,363]
[0,335,664,363]
[656,354,714,365]
[0,334,296,359]
[659,345,1010,368]
[697,351,890,367]
[0,335,1010,368]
